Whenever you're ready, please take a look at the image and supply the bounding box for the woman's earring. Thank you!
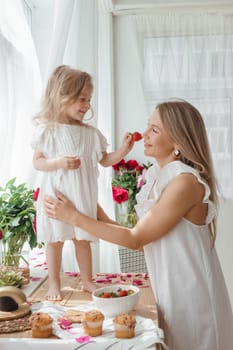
[174,149,180,157]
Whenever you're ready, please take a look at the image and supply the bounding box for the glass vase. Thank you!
[0,242,30,284]
[116,200,138,228]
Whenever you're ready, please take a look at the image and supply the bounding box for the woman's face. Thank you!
[143,108,176,166]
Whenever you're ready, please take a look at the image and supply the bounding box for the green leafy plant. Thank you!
[0,178,40,266]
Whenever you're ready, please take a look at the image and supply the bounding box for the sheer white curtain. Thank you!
[97,9,120,272]
[0,0,42,186]
[43,0,120,272]
[131,12,233,199]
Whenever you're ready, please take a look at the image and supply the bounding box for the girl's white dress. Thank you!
[135,160,233,350]
[31,123,107,243]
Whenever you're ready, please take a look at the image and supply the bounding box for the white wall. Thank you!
[114,15,149,165]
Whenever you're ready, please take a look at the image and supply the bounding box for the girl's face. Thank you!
[143,108,176,167]
[63,87,92,124]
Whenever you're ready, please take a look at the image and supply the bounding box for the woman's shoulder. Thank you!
[158,161,199,184]
[157,161,211,202]
[165,171,204,200]
[160,160,196,174]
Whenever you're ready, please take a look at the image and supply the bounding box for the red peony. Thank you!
[112,186,129,204]
[112,159,126,171]
[126,159,139,170]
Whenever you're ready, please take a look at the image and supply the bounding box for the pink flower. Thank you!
[33,188,40,201]
[105,273,118,278]
[30,276,42,282]
[75,335,93,343]
[112,186,129,204]
[65,272,80,277]
[95,278,112,283]
[59,318,72,330]
[137,175,144,189]
[126,273,132,278]
[0,230,3,240]
[132,279,143,286]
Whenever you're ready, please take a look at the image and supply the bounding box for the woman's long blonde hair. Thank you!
[34,65,93,125]
[157,100,218,244]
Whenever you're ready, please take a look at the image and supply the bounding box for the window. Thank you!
[143,35,233,198]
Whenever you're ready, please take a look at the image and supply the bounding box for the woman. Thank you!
[44,100,233,349]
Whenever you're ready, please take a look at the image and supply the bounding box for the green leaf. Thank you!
[10,217,21,227]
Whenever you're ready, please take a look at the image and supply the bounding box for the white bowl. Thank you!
[92,284,140,317]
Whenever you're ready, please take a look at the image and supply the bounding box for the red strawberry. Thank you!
[132,131,142,142]
[102,292,111,298]
[118,290,128,297]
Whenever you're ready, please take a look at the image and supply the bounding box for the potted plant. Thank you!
[0,178,40,283]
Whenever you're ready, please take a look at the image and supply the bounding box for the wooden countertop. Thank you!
[0,272,161,349]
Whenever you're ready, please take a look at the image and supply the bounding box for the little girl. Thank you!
[31,65,133,300]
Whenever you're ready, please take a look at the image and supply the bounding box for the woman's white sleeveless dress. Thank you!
[135,161,233,350]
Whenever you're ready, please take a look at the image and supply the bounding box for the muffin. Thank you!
[82,310,104,337]
[29,312,53,338]
[113,313,136,338]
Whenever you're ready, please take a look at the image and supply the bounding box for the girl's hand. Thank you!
[58,156,81,170]
[44,192,77,225]
[120,132,135,154]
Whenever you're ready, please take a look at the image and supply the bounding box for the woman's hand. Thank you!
[44,193,138,249]
[44,192,77,225]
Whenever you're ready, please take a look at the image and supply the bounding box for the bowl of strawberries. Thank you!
[92,284,140,317]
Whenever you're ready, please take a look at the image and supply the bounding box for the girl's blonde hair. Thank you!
[156,100,218,244]
[34,65,93,124]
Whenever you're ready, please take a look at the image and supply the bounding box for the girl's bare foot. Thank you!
[82,280,97,293]
[46,286,62,301]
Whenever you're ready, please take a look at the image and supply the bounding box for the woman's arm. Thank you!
[44,173,204,249]
[44,194,136,247]
[97,204,118,225]
[96,204,144,251]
